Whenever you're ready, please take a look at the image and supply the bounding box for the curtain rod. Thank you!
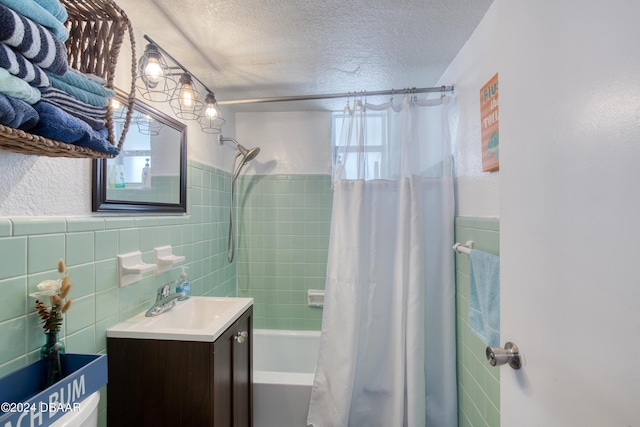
[217,85,454,106]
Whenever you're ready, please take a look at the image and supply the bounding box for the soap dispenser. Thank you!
[141,158,151,189]
[176,266,190,300]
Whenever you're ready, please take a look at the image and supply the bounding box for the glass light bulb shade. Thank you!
[138,44,168,91]
[144,58,164,84]
[204,104,218,118]
[179,83,196,108]
[203,93,220,118]
[198,93,225,134]
[169,74,204,120]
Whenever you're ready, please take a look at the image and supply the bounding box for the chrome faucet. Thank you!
[145,282,185,317]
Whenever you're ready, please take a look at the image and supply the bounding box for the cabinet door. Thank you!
[232,308,252,427]
[213,326,233,426]
[213,307,253,427]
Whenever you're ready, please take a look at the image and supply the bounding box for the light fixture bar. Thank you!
[143,35,215,96]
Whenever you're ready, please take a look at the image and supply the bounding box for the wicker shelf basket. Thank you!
[0,0,136,159]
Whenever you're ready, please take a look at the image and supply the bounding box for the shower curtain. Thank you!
[307,96,457,427]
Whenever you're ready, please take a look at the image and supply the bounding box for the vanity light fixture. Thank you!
[135,35,224,132]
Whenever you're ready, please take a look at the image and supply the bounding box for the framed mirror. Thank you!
[92,91,187,213]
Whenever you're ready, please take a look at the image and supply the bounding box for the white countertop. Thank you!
[107,296,254,342]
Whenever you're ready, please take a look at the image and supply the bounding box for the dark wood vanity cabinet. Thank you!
[107,306,253,426]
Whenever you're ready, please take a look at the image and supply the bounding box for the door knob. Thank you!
[486,342,521,370]
[234,331,248,344]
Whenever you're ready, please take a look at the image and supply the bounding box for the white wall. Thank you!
[437,2,499,218]
[0,24,231,216]
[235,111,332,176]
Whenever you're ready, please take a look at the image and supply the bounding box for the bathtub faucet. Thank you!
[145,282,185,317]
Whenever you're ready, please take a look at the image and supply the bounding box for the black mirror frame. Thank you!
[92,93,187,214]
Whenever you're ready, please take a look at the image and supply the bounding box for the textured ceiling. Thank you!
[117,0,493,111]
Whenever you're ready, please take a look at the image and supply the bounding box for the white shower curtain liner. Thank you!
[307,96,457,427]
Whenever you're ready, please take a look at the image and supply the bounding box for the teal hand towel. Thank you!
[0,67,41,104]
[33,0,67,23]
[47,69,116,99]
[47,74,111,107]
[469,249,500,347]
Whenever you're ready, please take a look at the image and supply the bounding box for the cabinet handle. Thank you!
[234,331,248,344]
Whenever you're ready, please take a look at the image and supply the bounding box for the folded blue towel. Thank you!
[47,74,111,107]
[0,4,68,76]
[0,67,41,103]
[469,249,500,347]
[33,0,67,23]
[40,86,106,129]
[40,87,107,130]
[0,42,50,87]
[0,0,68,41]
[0,93,39,129]
[31,101,118,155]
[47,69,116,98]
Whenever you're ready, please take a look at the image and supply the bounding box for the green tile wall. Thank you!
[0,160,233,427]
[235,174,332,330]
[455,217,500,427]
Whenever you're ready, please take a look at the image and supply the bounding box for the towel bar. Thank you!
[452,240,474,255]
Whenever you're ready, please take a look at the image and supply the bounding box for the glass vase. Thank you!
[40,331,65,388]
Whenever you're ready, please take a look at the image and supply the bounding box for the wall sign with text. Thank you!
[480,73,499,172]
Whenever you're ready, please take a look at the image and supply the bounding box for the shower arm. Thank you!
[219,135,242,150]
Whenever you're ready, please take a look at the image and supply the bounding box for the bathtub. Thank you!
[253,329,321,427]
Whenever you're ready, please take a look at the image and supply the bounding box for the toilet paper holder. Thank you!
[486,342,522,370]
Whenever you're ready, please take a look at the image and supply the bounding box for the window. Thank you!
[331,110,387,180]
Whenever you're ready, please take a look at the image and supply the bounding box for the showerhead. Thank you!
[220,135,261,180]
[243,146,260,163]
[232,145,260,180]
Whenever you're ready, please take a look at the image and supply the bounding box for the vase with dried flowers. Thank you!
[29,259,73,388]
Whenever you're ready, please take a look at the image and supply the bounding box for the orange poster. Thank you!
[480,73,499,172]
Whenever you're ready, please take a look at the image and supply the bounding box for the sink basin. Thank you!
[107,296,253,342]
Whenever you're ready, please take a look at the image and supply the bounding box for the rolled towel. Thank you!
[0,0,69,42]
[47,73,111,107]
[0,93,39,129]
[69,69,107,86]
[0,42,50,87]
[0,67,41,104]
[31,101,119,155]
[46,68,115,98]
[33,0,67,23]
[40,87,106,130]
[0,3,68,76]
